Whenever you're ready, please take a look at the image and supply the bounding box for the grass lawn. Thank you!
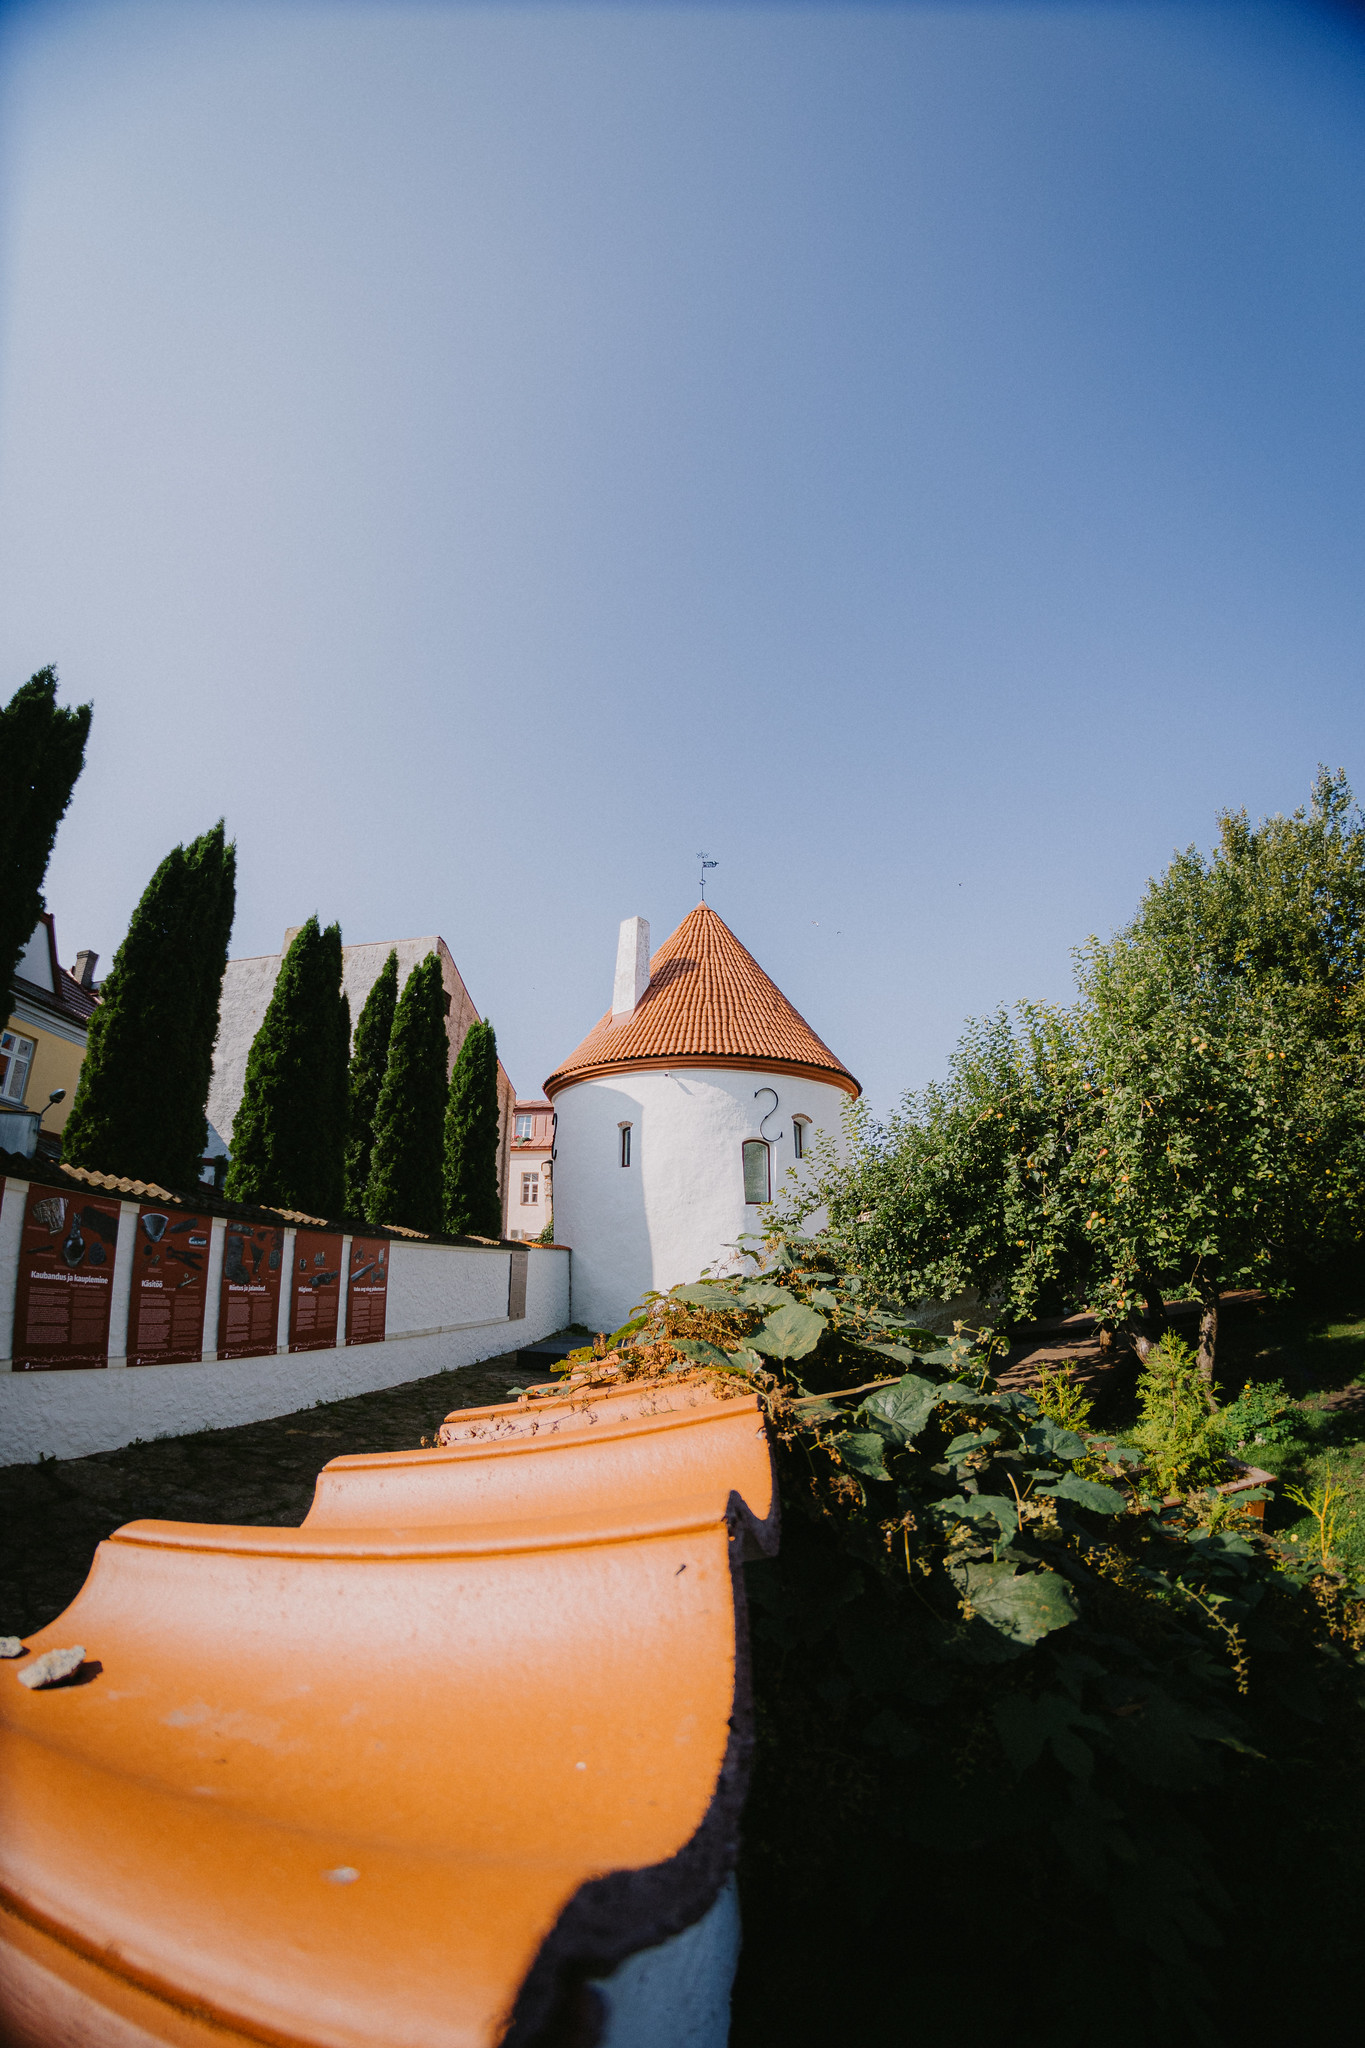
[1082,1279,1365,1576]
[1212,1289,1365,1576]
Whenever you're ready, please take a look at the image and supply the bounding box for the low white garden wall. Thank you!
[0,1177,570,1465]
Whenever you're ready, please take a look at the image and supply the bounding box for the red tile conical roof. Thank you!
[544,905,859,1098]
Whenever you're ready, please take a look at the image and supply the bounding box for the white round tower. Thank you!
[545,905,860,1334]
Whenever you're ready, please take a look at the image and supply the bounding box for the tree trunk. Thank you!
[1195,1279,1220,1391]
[1132,1282,1166,1361]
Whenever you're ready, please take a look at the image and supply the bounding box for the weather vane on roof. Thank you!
[697,852,718,900]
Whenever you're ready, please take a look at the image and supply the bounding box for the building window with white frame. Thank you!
[792,1114,810,1160]
[521,1172,539,1206]
[742,1138,771,1205]
[619,1123,632,1168]
[0,1030,35,1104]
[514,1113,533,1140]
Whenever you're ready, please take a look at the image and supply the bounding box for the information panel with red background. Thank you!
[127,1205,212,1367]
[289,1229,344,1352]
[13,1184,122,1370]
[345,1236,390,1345]
[217,1220,284,1361]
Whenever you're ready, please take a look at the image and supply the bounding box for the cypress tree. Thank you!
[225,917,350,1216]
[1,666,92,1008]
[443,1017,503,1238]
[63,823,237,1188]
[366,952,447,1235]
[344,950,399,1214]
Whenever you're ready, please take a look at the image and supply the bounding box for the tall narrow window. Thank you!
[742,1139,771,1205]
[0,1031,35,1104]
[792,1115,810,1160]
[514,1113,533,1140]
[521,1173,539,1206]
[619,1123,632,1168]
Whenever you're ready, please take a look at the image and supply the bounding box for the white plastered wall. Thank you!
[0,1178,570,1465]
[507,1148,553,1238]
[550,1066,852,1334]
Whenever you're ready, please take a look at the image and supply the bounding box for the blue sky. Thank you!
[2,0,1363,1111]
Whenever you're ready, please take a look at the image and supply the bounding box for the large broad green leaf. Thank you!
[1036,1473,1128,1516]
[878,1326,944,1349]
[670,1282,740,1307]
[945,1492,1019,1539]
[862,1341,924,1367]
[936,1382,996,1410]
[750,1301,828,1360]
[963,1562,1078,1645]
[728,1346,767,1376]
[1021,1417,1090,1463]
[859,1374,938,1443]
[994,1691,1103,1775]
[736,1280,796,1309]
[669,1338,734,1369]
[835,1431,891,1481]
[944,1428,1000,1462]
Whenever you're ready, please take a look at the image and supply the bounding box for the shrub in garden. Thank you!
[537,1231,1365,2037]
[1123,1333,1229,1498]
[1215,1376,1299,1456]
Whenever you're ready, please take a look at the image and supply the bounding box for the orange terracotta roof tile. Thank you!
[545,904,858,1098]
[0,1380,772,2047]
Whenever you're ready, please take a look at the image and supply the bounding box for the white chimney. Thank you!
[612,916,651,1021]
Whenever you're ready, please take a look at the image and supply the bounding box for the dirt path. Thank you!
[0,1343,560,1639]
[991,1291,1271,1402]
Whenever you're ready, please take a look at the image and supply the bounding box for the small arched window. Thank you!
[792,1115,811,1160]
[742,1139,771,1205]
[619,1122,632,1168]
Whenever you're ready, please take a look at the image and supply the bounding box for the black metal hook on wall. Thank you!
[754,1086,783,1143]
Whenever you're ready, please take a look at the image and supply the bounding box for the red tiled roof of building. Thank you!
[54,965,101,1024]
[544,904,859,1098]
[10,913,101,1030]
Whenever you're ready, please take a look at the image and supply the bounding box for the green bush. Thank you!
[545,1230,1365,2033]
[1126,1334,1229,1497]
[1216,1377,1299,1455]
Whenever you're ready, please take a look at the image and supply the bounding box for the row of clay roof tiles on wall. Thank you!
[545,903,859,1097]
[0,1154,526,1250]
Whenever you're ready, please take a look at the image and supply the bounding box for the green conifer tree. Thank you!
[63,823,237,1188]
[225,917,350,1215]
[1,666,92,1007]
[344,950,399,1214]
[443,1018,504,1238]
[366,952,448,1235]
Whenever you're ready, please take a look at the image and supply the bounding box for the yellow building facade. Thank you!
[1,916,99,1153]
